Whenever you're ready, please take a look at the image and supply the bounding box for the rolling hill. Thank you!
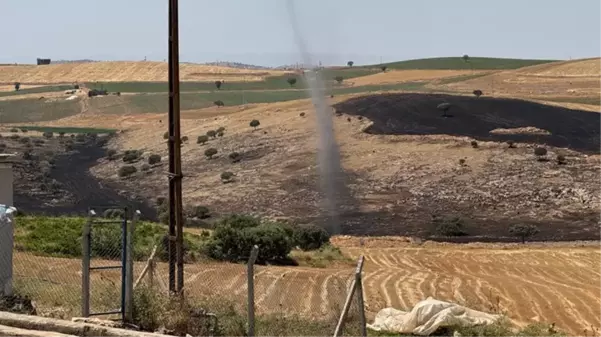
[374,57,558,70]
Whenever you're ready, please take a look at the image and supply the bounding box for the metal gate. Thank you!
[81,206,128,321]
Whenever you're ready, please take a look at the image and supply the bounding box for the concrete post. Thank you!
[0,154,16,296]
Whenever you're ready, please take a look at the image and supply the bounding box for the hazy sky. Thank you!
[1,0,599,66]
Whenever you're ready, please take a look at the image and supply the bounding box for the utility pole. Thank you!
[167,0,184,294]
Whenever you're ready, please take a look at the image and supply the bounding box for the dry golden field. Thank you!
[12,240,600,336]
[0,61,287,84]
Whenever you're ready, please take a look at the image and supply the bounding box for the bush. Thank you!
[123,150,142,163]
[334,76,344,84]
[181,136,189,143]
[163,132,169,140]
[217,131,224,138]
[197,135,209,144]
[204,148,218,159]
[19,137,30,144]
[229,152,241,163]
[557,154,566,165]
[106,149,117,160]
[214,100,224,107]
[216,127,225,133]
[287,78,297,87]
[103,208,125,219]
[190,205,210,219]
[42,131,53,139]
[206,130,217,138]
[10,128,18,133]
[299,112,306,117]
[148,154,162,165]
[205,215,292,263]
[292,224,330,251]
[507,140,515,148]
[118,165,137,177]
[75,134,86,143]
[459,158,466,166]
[10,134,19,140]
[220,171,234,183]
[509,224,539,243]
[141,164,151,171]
[250,119,260,130]
[473,89,483,98]
[534,147,547,160]
[470,140,478,148]
[433,217,468,236]
[58,132,66,137]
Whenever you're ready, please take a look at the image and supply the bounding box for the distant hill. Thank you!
[203,61,273,70]
[373,57,558,70]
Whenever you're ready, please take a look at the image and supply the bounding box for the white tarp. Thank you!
[367,297,501,336]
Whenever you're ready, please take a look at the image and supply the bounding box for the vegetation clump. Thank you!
[197,135,209,145]
[118,165,137,177]
[204,148,218,159]
[148,154,162,165]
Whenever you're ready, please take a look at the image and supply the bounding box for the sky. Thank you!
[1,0,599,67]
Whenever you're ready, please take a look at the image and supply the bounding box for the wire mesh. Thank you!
[8,217,83,319]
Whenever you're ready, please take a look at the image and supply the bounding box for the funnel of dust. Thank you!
[285,0,354,235]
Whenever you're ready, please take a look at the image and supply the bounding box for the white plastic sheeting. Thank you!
[367,297,501,336]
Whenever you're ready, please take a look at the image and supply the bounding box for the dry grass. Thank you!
[350,70,487,86]
[514,58,600,77]
[12,242,600,336]
[0,62,287,84]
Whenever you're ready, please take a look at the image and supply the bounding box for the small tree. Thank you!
[216,127,225,133]
[206,130,217,138]
[509,224,539,243]
[334,76,344,84]
[204,148,218,159]
[437,102,451,117]
[14,82,20,91]
[292,224,331,251]
[148,154,162,165]
[250,119,260,130]
[181,136,189,143]
[107,149,118,160]
[557,154,567,165]
[347,61,354,67]
[534,147,548,161]
[163,132,169,140]
[214,100,225,107]
[381,66,387,72]
[215,80,222,90]
[229,152,241,163]
[462,54,470,63]
[287,78,297,87]
[197,135,209,145]
[473,89,483,98]
[220,171,234,183]
[470,140,478,148]
[118,165,137,177]
[217,131,224,138]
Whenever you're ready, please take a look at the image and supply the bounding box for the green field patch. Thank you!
[0,84,76,97]
[435,72,493,84]
[374,57,557,70]
[0,98,81,123]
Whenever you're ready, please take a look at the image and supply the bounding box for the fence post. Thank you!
[247,245,259,337]
[355,256,367,336]
[81,209,94,317]
[333,255,365,337]
[0,206,16,297]
[124,210,140,323]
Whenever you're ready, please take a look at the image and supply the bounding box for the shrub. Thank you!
[507,140,515,148]
[42,131,53,139]
[217,131,224,138]
[10,134,19,140]
[0,143,5,152]
[10,128,18,133]
[206,130,217,138]
[197,135,209,144]
[103,208,125,219]
[228,152,241,163]
[509,224,539,243]
[473,89,483,98]
[557,154,566,165]
[58,132,65,137]
[190,205,210,219]
[459,158,466,166]
[118,165,137,177]
[299,112,306,117]
[106,149,117,160]
[204,148,218,159]
[75,134,86,143]
[181,136,188,143]
[163,132,169,140]
[334,76,344,84]
[470,140,478,148]
[205,215,292,263]
[433,217,468,236]
[141,164,151,171]
[214,80,222,90]
[287,78,297,87]
[214,100,224,107]
[19,137,30,144]
[156,197,167,207]
[534,147,547,160]
[123,150,142,163]
[148,154,162,165]
[220,171,234,183]
[216,127,225,133]
[33,139,45,146]
[292,224,331,251]
[249,119,260,130]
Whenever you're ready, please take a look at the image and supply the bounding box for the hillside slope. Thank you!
[0,61,286,84]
